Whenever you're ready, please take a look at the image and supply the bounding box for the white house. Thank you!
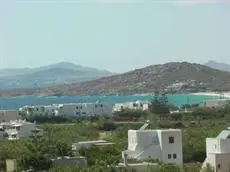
[122,122,183,165]
[202,127,230,172]
[0,120,41,140]
[113,101,149,112]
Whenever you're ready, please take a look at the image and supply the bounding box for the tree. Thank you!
[150,91,170,115]
[55,142,72,157]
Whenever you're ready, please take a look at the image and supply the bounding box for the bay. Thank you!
[0,94,218,110]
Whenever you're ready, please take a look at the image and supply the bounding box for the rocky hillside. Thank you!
[1,62,230,97]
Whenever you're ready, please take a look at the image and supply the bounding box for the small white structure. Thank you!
[0,120,41,140]
[202,128,230,172]
[51,156,87,167]
[199,99,230,108]
[122,122,183,165]
[72,140,114,151]
[113,101,149,112]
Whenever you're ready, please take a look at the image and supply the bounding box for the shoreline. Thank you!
[0,92,225,99]
[191,92,230,98]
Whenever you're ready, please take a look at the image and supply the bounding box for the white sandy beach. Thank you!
[192,92,230,98]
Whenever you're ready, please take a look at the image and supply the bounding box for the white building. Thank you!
[113,101,149,112]
[0,120,41,140]
[19,104,59,117]
[19,102,114,117]
[202,128,230,172]
[122,122,183,165]
[58,102,113,117]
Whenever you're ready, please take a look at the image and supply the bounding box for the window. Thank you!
[217,164,220,169]
[95,105,98,108]
[76,106,78,109]
[100,104,103,108]
[168,154,171,159]
[173,154,177,159]
[140,103,143,107]
[36,108,39,111]
[11,134,17,138]
[76,112,80,115]
[16,126,20,131]
[169,137,175,144]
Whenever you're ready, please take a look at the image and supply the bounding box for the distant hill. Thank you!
[204,60,230,72]
[1,62,230,97]
[0,62,113,90]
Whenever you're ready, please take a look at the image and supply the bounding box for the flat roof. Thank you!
[129,129,181,132]
[51,156,86,160]
[117,162,157,167]
[77,140,108,144]
[94,142,115,146]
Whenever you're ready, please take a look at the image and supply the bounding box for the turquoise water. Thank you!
[0,94,218,110]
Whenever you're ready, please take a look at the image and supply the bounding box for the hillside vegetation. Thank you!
[2,101,230,171]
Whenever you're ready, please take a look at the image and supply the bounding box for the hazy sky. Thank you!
[1,0,230,73]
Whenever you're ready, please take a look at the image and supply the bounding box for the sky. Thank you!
[0,0,230,73]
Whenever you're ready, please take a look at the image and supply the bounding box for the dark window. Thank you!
[80,106,82,109]
[173,154,177,159]
[218,164,220,169]
[36,108,39,111]
[76,112,80,115]
[95,105,98,108]
[76,106,78,109]
[11,134,17,138]
[100,104,103,108]
[140,103,143,107]
[169,137,175,144]
[168,154,171,159]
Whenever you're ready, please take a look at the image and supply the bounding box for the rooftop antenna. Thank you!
[139,120,151,130]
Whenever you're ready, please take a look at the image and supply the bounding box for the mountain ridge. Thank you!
[0,62,113,90]
[204,60,230,72]
[1,61,230,97]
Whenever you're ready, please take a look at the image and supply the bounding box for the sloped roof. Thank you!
[217,130,230,139]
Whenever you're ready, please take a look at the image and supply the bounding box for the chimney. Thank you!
[124,153,128,167]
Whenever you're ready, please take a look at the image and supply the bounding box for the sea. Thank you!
[0,94,219,110]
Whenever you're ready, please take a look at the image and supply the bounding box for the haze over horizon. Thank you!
[1,0,230,73]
